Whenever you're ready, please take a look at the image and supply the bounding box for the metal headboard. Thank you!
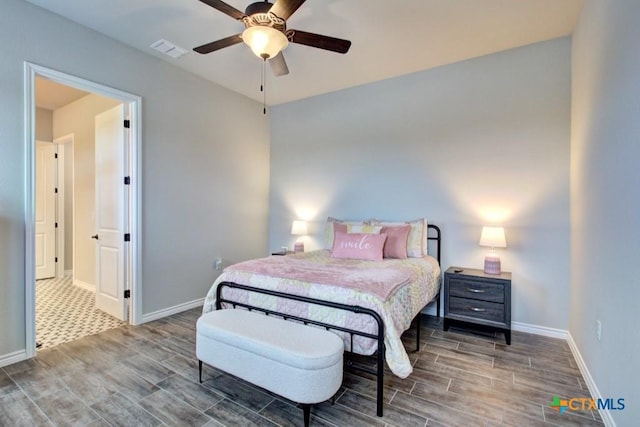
[427,224,441,265]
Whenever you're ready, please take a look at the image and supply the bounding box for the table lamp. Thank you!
[479,226,507,274]
[291,220,308,253]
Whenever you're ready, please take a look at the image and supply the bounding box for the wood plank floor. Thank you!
[1,308,604,426]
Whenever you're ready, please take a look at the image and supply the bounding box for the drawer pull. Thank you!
[467,288,485,293]
[469,307,486,312]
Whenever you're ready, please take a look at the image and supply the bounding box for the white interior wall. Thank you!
[270,38,571,329]
[35,108,52,141]
[570,0,640,423]
[0,0,270,360]
[53,94,120,287]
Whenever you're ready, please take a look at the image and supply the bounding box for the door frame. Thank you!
[24,62,143,358]
[53,134,73,279]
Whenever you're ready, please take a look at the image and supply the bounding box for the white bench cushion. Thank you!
[196,309,344,404]
[197,309,343,370]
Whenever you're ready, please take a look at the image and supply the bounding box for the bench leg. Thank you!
[198,360,203,383]
[302,404,310,427]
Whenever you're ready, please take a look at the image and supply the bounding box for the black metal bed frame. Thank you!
[214,224,441,417]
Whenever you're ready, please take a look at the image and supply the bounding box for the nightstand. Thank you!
[271,251,294,256]
[443,267,512,344]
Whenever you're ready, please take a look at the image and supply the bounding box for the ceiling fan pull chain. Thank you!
[262,58,267,114]
[260,57,264,94]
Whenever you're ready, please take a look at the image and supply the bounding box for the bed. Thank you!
[202,221,441,416]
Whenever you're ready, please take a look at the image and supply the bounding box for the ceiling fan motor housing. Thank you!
[243,1,286,32]
[244,1,273,16]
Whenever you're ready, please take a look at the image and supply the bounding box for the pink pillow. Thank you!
[331,232,387,261]
[333,222,347,235]
[380,225,411,259]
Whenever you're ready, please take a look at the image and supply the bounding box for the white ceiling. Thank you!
[24,0,584,106]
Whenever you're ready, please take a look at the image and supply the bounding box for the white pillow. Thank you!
[347,224,383,234]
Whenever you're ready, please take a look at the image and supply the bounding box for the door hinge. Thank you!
[55,222,58,228]
[124,176,130,185]
[124,290,131,299]
[54,153,58,159]
[124,119,130,129]
[55,257,58,263]
[54,187,58,194]
[124,233,130,242]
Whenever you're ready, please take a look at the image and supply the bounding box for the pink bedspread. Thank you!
[203,250,441,378]
[226,256,413,300]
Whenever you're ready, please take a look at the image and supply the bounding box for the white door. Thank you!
[94,105,129,321]
[35,141,57,280]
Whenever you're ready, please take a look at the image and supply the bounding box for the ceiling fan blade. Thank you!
[290,30,352,54]
[270,0,306,20]
[198,0,246,20]
[269,52,289,76]
[193,34,243,54]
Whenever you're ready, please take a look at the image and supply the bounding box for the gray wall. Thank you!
[0,0,270,358]
[570,0,640,423]
[270,38,571,328]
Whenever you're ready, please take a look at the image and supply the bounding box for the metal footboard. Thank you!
[216,281,386,417]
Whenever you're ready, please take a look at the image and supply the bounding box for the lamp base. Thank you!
[484,255,501,275]
[294,242,304,253]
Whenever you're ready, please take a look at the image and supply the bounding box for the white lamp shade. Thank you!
[242,26,288,59]
[291,220,308,236]
[479,226,507,248]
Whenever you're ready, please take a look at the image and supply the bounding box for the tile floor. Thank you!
[1,309,603,426]
[36,274,125,349]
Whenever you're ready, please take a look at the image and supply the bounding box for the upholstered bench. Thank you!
[196,309,344,426]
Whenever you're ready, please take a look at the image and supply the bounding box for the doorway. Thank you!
[25,63,142,358]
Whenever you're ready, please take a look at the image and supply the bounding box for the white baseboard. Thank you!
[511,321,568,339]
[141,298,204,324]
[73,279,95,292]
[567,332,616,427]
[0,350,28,368]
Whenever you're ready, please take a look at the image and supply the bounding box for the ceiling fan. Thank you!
[193,0,352,76]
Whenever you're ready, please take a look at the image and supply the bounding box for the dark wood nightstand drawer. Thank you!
[448,279,504,303]
[448,297,505,323]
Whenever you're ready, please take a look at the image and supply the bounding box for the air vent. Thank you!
[150,39,188,59]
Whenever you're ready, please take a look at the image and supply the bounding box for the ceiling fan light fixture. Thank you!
[242,25,288,59]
